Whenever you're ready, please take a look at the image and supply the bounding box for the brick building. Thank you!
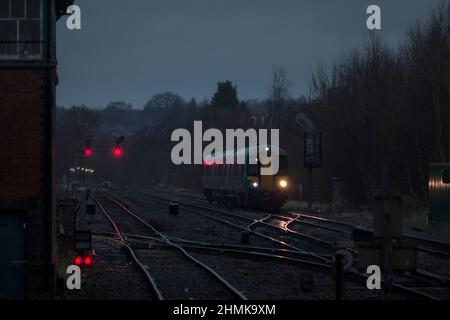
[0,0,73,299]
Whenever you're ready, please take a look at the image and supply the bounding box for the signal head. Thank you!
[74,256,82,265]
[113,147,123,157]
[84,256,92,266]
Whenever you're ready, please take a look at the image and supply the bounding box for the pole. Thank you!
[382,161,393,300]
[78,189,89,230]
[307,167,313,209]
[335,253,344,300]
[298,184,303,211]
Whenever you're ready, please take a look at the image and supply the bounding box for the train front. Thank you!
[247,146,288,210]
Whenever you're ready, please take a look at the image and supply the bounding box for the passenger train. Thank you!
[201,145,288,209]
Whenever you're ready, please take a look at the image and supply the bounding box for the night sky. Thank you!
[56,0,443,108]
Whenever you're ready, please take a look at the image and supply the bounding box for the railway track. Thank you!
[126,187,353,257]
[91,193,247,300]
[290,212,450,259]
[91,194,163,300]
[118,186,449,300]
[140,186,450,259]
[139,187,450,248]
[93,230,333,271]
[120,188,332,263]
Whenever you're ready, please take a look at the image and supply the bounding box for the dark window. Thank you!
[26,0,40,18]
[11,0,25,18]
[443,170,450,184]
[19,19,39,55]
[0,20,16,55]
[0,0,9,18]
[0,0,42,59]
[0,20,16,40]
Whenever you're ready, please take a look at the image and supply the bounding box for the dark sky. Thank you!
[56,0,442,108]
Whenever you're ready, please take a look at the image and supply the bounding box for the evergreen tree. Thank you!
[211,80,239,108]
[187,98,198,109]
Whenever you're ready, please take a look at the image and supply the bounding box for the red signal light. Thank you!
[84,256,92,266]
[84,148,92,156]
[202,161,218,166]
[74,256,82,265]
[113,147,123,157]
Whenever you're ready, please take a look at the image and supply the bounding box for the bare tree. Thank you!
[268,66,291,128]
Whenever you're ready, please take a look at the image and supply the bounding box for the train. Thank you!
[202,145,288,209]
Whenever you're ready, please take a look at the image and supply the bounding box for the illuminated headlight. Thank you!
[252,182,259,188]
[279,180,288,188]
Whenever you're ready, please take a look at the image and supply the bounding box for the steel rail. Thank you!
[291,213,450,258]
[142,187,448,254]
[124,187,447,300]
[128,233,331,259]
[94,232,333,272]
[91,195,164,300]
[138,188,347,250]
[148,189,343,252]
[101,192,248,300]
[92,230,332,261]
[123,189,330,263]
[133,189,333,258]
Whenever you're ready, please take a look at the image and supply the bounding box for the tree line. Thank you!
[308,3,450,205]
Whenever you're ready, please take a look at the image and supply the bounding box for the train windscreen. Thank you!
[278,156,287,176]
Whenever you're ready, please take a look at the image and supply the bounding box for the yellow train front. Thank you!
[202,145,288,210]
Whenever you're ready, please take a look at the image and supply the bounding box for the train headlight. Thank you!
[252,182,259,188]
[279,180,288,188]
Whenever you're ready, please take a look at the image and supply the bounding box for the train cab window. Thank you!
[278,156,287,176]
[443,170,450,184]
[0,0,43,60]
[248,163,259,176]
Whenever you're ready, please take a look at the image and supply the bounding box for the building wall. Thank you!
[0,0,63,300]
[0,69,53,298]
[0,70,43,198]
